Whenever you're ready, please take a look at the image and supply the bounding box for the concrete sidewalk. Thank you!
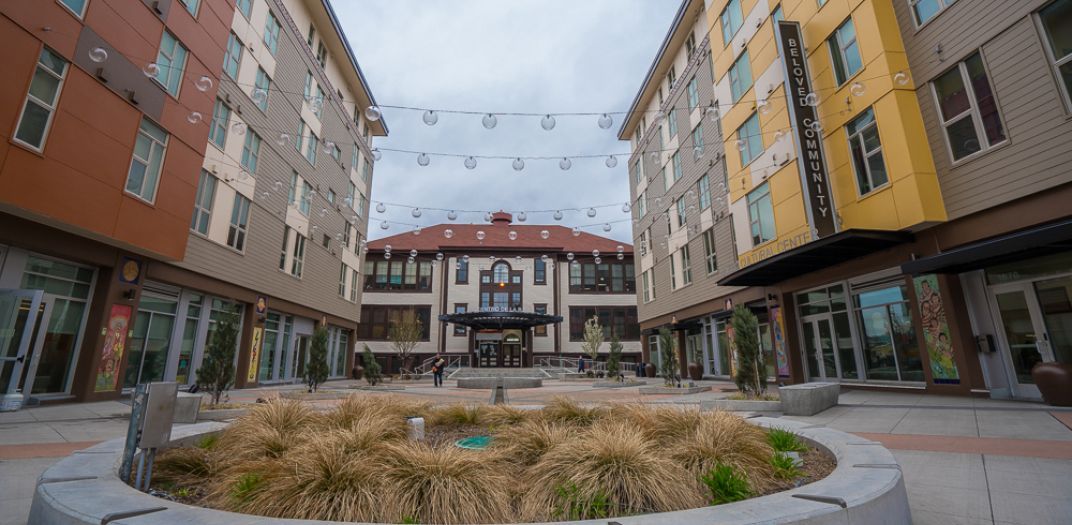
[2,382,1072,525]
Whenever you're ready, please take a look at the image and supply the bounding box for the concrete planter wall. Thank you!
[638,385,710,395]
[702,399,783,412]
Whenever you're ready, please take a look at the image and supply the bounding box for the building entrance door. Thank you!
[989,277,1071,399]
[801,314,840,380]
[0,290,45,409]
[478,342,498,367]
[502,331,523,367]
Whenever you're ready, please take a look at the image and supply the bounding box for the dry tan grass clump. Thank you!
[671,410,777,489]
[541,396,606,425]
[213,398,316,461]
[491,418,573,466]
[152,445,215,487]
[328,394,431,428]
[425,403,487,427]
[483,404,532,427]
[610,403,707,441]
[521,420,706,520]
[379,441,515,524]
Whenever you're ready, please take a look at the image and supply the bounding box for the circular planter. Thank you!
[30,417,910,525]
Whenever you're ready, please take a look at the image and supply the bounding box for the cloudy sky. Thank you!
[333,0,681,243]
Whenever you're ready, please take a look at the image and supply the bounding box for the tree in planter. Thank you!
[607,334,623,380]
[731,305,766,396]
[389,315,423,378]
[581,316,604,364]
[362,345,382,386]
[658,327,680,387]
[305,326,330,393]
[195,307,239,406]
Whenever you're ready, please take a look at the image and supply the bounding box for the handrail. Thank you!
[411,355,470,376]
[536,356,638,373]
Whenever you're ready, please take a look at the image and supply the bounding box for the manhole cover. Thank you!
[455,435,492,449]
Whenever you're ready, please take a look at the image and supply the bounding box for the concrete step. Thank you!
[448,367,550,379]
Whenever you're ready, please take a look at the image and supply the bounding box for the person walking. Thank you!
[577,355,586,373]
[432,354,446,387]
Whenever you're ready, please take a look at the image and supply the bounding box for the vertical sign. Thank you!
[776,21,838,238]
[95,304,132,392]
[770,306,790,377]
[247,326,264,383]
[914,275,960,383]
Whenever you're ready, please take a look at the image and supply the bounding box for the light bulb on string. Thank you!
[380,220,389,230]
[567,252,575,261]
[412,227,422,236]
[559,158,572,170]
[89,47,108,63]
[376,202,386,213]
[508,231,518,241]
[482,113,497,129]
[276,133,290,146]
[195,76,213,92]
[371,149,382,161]
[572,227,582,237]
[447,210,458,221]
[411,208,422,218]
[540,114,556,131]
[649,151,660,164]
[592,250,600,258]
[476,230,486,241]
[365,106,382,121]
[553,210,563,221]
[705,106,720,122]
[605,155,618,168]
[252,89,267,104]
[517,212,527,222]
[894,71,910,86]
[616,245,625,253]
[407,257,415,264]
[422,110,438,126]
[444,229,454,239]
[735,139,746,150]
[273,181,283,191]
[598,113,614,129]
[617,253,624,260]
[238,170,249,181]
[435,253,444,261]
[142,63,160,77]
[384,252,392,259]
[231,122,246,135]
[322,140,335,154]
[759,99,771,115]
[774,130,785,141]
[587,208,597,218]
[409,249,418,258]
[850,82,866,97]
[335,233,343,240]
[805,92,820,106]
[594,256,602,264]
[810,120,823,132]
[602,223,612,232]
[540,230,550,240]
[512,158,525,171]
[186,112,202,124]
[461,255,470,263]
[260,191,269,200]
[484,212,493,222]
[417,153,430,166]
[693,146,703,161]
[464,156,477,169]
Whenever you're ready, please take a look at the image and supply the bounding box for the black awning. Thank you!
[902,218,1072,275]
[438,311,563,330]
[718,229,913,287]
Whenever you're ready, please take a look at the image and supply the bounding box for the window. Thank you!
[720,0,743,46]
[772,4,784,23]
[667,111,678,138]
[241,131,261,174]
[685,31,696,57]
[642,271,652,303]
[305,130,318,165]
[698,174,711,209]
[911,0,956,26]
[662,167,671,191]
[190,170,216,235]
[295,120,306,154]
[855,284,923,381]
[667,65,676,89]
[226,194,251,251]
[747,182,775,245]
[347,181,356,209]
[931,51,1006,161]
[351,144,361,172]
[492,262,510,284]
[349,268,359,302]
[253,68,270,111]
[317,41,328,67]
[456,259,469,283]
[670,251,677,288]
[326,189,336,206]
[687,77,700,109]
[236,0,251,19]
[288,171,298,204]
[342,222,352,248]
[208,98,229,149]
[1039,0,1072,108]
[680,245,692,285]
[223,32,242,79]
[291,232,306,277]
[818,0,827,5]
[846,108,887,194]
[125,118,168,203]
[303,71,314,102]
[453,304,467,335]
[534,304,549,335]
[307,24,316,47]
[672,151,682,182]
[58,0,87,17]
[330,143,341,162]
[639,229,649,256]
[13,47,67,151]
[178,0,199,16]
[729,51,753,102]
[636,191,647,218]
[534,257,546,284]
[829,19,861,85]
[263,11,280,55]
[154,31,188,96]
[676,197,687,227]
[569,307,639,341]
[691,123,704,159]
[338,263,349,297]
[738,112,763,165]
[313,86,325,118]
[357,306,431,341]
[279,227,290,270]
[362,160,371,182]
[356,193,366,217]
[300,181,312,215]
[568,260,635,293]
[703,229,718,274]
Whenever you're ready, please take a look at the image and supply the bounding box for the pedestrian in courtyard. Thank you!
[432,354,446,387]
[578,355,586,373]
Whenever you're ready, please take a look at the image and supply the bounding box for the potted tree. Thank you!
[390,315,422,379]
[362,345,382,387]
[582,316,604,378]
[305,326,330,393]
[731,306,766,398]
[195,307,239,406]
[607,335,623,381]
[658,327,680,387]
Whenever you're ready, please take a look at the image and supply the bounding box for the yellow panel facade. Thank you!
[706,0,947,269]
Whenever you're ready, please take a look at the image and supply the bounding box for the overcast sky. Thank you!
[333,0,680,243]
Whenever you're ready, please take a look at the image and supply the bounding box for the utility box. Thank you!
[139,382,178,449]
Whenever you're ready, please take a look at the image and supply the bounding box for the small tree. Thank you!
[305,326,330,392]
[362,345,382,386]
[606,334,623,379]
[582,316,604,361]
[658,327,679,387]
[731,306,765,396]
[195,307,239,405]
[389,315,423,377]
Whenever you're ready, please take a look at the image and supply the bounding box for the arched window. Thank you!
[492,262,510,283]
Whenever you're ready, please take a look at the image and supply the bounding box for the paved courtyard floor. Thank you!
[2,379,1070,524]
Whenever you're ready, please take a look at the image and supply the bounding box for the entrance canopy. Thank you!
[439,311,562,331]
[901,218,1072,275]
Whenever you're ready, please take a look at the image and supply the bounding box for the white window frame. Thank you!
[729,50,753,102]
[676,197,687,228]
[680,245,692,286]
[1036,0,1072,112]
[747,182,775,245]
[692,123,704,159]
[687,76,699,109]
[57,0,87,18]
[124,117,168,204]
[305,129,318,165]
[720,0,743,47]
[208,98,229,149]
[703,229,717,274]
[178,0,199,17]
[295,120,306,155]
[910,0,957,27]
[928,51,1007,163]
[698,173,711,210]
[223,32,242,80]
[738,112,763,166]
[154,30,188,97]
[236,0,251,19]
[845,107,887,195]
[291,232,306,277]
[637,191,647,218]
[667,110,678,138]
[263,10,281,55]
[190,170,216,235]
[241,131,261,174]
[642,271,651,303]
[253,67,270,112]
[639,229,649,257]
[672,151,682,182]
[226,193,251,252]
[13,47,68,152]
[670,252,677,289]
[339,263,348,297]
[349,268,359,302]
[829,18,861,85]
[300,181,312,216]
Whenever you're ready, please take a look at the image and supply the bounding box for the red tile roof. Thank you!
[366,215,633,255]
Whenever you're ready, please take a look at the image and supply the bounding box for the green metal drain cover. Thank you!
[455,435,492,449]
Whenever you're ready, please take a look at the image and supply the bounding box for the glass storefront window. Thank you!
[260,312,280,382]
[175,294,202,385]
[19,255,94,394]
[716,319,731,374]
[854,284,923,381]
[1035,276,1072,366]
[123,293,178,388]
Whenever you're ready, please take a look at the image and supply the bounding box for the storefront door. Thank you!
[1,290,45,407]
[801,315,840,380]
[478,342,498,367]
[990,279,1068,398]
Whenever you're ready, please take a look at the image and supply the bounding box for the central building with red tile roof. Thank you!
[359,212,641,370]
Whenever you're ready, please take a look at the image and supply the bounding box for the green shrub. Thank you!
[231,472,263,503]
[700,464,752,505]
[770,452,802,480]
[767,428,807,453]
[362,345,382,386]
[305,327,330,392]
[197,434,219,450]
[551,483,611,520]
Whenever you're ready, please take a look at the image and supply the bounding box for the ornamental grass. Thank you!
[155,396,798,524]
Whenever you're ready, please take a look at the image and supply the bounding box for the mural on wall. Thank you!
[247,326,264,383]
[914,274,960,383]
[95,304,132,392]
[770,306,790,377]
